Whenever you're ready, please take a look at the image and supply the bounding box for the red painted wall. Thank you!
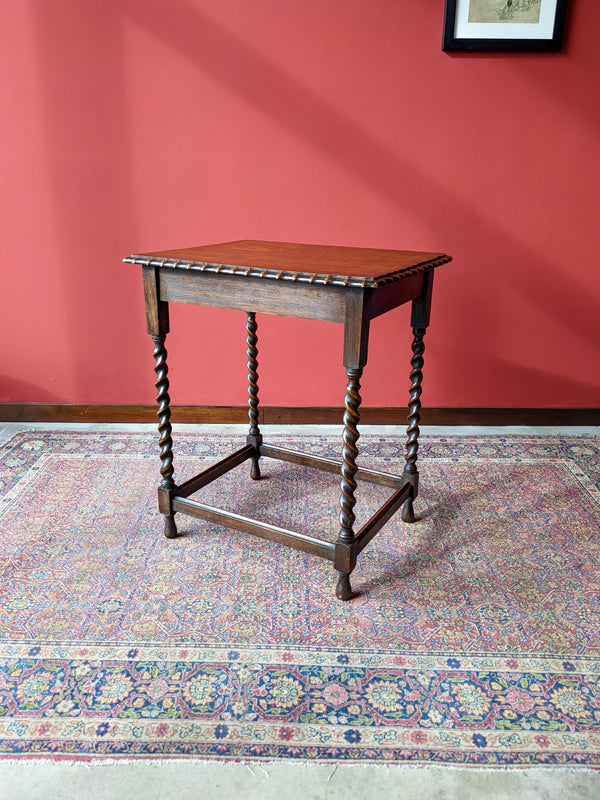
[2,1,599,408]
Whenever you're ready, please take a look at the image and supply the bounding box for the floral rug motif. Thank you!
[1,430,600,764]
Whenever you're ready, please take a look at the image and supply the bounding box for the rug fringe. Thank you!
[0,756,598,772]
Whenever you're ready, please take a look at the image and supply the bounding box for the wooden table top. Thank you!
[125,240,451,288]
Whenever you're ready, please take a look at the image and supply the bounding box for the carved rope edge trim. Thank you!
[124,254,451,287]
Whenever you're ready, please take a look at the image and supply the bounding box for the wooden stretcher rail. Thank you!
[176,445,254,498]
[354,484,412,555]
[171,496,336,561]
[259,444,403,489]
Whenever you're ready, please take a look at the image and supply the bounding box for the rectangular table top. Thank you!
[125,240,451,288]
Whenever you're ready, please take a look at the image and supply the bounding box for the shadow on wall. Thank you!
[122,0,600,406]
[30,0,600,405]
[468,358,599,407]
[0,377,63,405]
[31,1,143,399]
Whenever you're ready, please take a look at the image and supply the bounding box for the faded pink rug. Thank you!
[1,430,599,765]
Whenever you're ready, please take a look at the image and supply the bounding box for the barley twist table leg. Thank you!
[336,366,362,600]
[246,312,262,480]
[152,334,177,538]
[402,327,426,523]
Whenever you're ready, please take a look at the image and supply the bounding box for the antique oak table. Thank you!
[126,241,451,600]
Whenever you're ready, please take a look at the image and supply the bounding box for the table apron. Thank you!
[159,270,347,322]
[370,273,425,318]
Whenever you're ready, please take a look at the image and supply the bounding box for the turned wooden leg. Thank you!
[402,327,426,523]
[335,366,363,600]
[152,334,178,538]
[246,312,262,480]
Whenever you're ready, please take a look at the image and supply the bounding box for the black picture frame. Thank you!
[442,0,568,51]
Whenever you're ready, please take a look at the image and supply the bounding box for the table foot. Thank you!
[250,459,261,480]
[336,572,354,601]
[401,497,415,523]
[163,515,178,539]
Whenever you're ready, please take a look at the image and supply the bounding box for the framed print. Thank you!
[442,0,568,51]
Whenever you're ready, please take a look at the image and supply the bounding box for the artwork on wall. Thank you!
[442,0,568,51]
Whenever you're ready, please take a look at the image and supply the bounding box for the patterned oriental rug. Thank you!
[1,430,600,766]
